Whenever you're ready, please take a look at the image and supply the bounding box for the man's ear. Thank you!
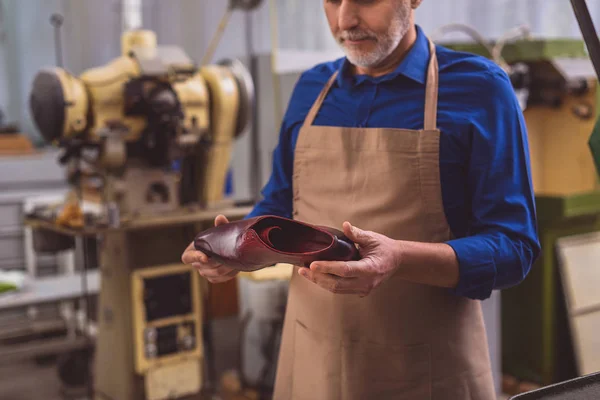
[411,0,423,8]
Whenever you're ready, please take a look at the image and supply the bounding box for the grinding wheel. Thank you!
[218,58,255,138]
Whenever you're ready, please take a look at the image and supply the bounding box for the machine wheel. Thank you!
[218,58,255,138]
[57,349,91,388]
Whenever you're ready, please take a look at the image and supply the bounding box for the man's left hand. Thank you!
[298,222,402,297]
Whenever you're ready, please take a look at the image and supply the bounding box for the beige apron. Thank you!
[273,39,496,400]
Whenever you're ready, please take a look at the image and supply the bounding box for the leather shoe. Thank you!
[194,215,359,271]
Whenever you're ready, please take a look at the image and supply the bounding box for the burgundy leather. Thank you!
[193,215,360,271]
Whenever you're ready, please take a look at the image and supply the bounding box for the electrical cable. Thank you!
[492,25,532,71]
[430,23,495,58]
[431,23,532,74]
[201,0,264,66]
[201,7,234,66]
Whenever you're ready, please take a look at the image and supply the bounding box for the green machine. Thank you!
[438,15,600,386]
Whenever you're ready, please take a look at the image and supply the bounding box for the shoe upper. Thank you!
[194,215,359,271]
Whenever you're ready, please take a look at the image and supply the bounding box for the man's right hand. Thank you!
[181,214,239,283]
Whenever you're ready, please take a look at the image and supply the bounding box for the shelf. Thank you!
[0,270,100,311]
[24,205,254,237]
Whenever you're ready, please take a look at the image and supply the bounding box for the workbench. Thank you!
[19,203,252,399]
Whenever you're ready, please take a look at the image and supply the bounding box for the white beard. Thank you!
[338,3,412,68]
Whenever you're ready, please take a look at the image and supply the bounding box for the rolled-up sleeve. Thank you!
[446,70,541,300]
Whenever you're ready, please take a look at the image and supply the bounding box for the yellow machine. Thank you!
[30,30,253,219]
[26,28,255,400]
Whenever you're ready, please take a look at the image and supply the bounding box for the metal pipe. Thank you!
[570,0,600,81]
[245,10,262,202]
[50,14,64,67]
[122,0,143,31]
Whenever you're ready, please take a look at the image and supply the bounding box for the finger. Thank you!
[202,268,239,283]
[342,221,371,246]
[299,268,361,294]
[204,273,237,284]
[182,249,210,265]
[215,214,229,226]
[310,260,363,278]
[200,265,238,278]
[192,259,222,270]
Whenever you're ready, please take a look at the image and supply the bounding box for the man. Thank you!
[182,0,540,398]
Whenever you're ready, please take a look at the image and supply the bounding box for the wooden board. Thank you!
[572,313,600,375]
[557,231,600,376]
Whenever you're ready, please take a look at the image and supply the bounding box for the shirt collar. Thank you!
[337,24,431,88]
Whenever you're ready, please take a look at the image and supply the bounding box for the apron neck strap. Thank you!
[303,72,339,127]
[423,39,439,131]
[303,37,440,130]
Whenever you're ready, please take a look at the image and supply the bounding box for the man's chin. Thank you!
[344,52,381,69]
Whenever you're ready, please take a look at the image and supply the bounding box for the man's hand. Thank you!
[181,214,239,284]
[298,221,402,297]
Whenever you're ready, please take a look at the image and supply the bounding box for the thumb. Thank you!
[215,214,229,226]
[342,221,370,245]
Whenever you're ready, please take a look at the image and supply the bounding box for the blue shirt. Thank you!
[247,25,540,300]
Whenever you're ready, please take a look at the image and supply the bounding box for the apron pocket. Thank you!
[342,340,432,400]
[292,320,342,400]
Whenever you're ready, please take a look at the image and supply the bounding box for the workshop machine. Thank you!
[29,29,253,221]
[25,8,257,399]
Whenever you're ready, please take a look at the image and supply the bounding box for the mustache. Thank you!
[339,29,376,42]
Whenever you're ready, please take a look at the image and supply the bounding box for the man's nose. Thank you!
[338,1,360,31]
